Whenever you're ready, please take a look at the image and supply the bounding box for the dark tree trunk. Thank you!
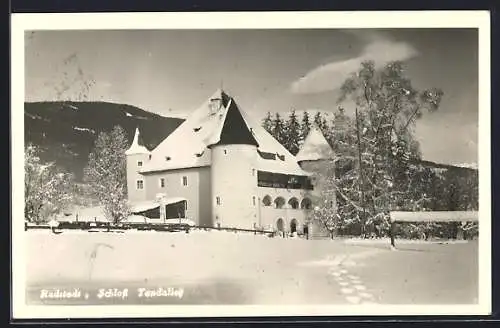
[389,222,396,248]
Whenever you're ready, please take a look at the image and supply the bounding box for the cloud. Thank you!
[290,36,418,95]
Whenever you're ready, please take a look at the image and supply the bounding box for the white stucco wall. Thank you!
[126,154,150,203]
[141,166,211,226]
[211,144,258,229]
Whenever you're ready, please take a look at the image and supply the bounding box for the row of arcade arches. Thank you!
[262,195,312,210]
[276,218,299,234]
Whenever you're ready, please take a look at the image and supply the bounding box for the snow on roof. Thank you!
[140,89,310,176]
[390,211,478,223]
[125,128,150,156]
[60,205,106,221]
[296,126,334,162]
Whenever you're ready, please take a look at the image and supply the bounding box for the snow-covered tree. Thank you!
[300,111,312,142]
[83,125,130,223]
[315,60,443,236]
[309,158,340,239]
[262,111,273,135]
[283,109,301,155]
[271,113,286,145]
[25,144,74,223]
[313,112,324,129]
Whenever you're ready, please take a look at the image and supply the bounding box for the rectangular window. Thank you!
[136,180,144,190]
[182,176,188,186]
[252,196,256,206]
[137,161,143,167]
[216,196,221,205]
[159,178,165,188]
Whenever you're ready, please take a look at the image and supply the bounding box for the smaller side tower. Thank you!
[125,127,151,203]
[296,126,336,237]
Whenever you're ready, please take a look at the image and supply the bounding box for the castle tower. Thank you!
[207,91,260,229]
[296,126,336,236]
[296,125,335,176]
[125,127,151,203]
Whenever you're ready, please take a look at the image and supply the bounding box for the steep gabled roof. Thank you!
[140,89,310,176]
[296,126,334,162]
[125,127,150,156]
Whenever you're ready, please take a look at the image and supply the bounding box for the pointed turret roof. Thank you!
[207,96,259,148]
[140,89,310,176]
[296,125,334,162]
[125,127,150,156]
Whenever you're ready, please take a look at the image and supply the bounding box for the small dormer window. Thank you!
[137,161,143,167]
[194,127,202,132]
[209,98,222,115]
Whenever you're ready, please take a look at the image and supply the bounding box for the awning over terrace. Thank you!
[130,197,187,213]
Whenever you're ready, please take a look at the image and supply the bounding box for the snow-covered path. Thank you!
[24,230,478,305]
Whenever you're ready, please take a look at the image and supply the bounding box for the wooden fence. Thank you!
[388,211,479,248]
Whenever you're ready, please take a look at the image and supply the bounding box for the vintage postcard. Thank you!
[11,11,491,319]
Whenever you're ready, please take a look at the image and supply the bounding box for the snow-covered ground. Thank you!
[343,237,472,245]
[25,230,478,305]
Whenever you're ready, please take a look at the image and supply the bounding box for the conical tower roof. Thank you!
[125,127,150,155]
[296,125,334,162]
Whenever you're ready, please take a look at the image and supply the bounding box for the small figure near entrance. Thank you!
[303,224,309,240]
[289,219,298,238]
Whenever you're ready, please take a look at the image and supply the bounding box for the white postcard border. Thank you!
[11,10,492,319]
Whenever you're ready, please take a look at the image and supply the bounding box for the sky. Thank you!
[24,28,479,166]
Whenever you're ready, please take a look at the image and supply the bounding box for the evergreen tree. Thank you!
[262,111,273,134]
[272,113,286,145]
[284,109,301,155]
[320,117,329,136]
[313,111,323,129]
[83,125,130,223]
[300,111,312,142]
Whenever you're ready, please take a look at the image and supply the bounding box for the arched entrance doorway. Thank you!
[290,219,298,234]
[276,218,285,238]
[276,218,284,232]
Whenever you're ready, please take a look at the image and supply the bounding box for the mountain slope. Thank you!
[25,101,184,181]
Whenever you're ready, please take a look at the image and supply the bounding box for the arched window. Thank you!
[288,197,299,209]
[262,195,272,206]
[301,197,312,210]
[274,196,286,209]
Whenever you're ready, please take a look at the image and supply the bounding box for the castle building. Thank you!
[125,89,335,233]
